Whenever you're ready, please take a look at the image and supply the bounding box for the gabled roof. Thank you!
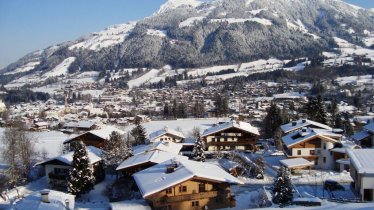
[348,149,374,174]
[280,158,313,168]
[363,122,374,133]
[133,158,243,198]
[202,121,259,137]
[133,141,182,155]
[351,130,372,141]
[282,128,341,148]
[116,150,188,171]
[148,126,185,142]
[64,125,124,143]
[35,146,102,166]
[64,120,96,129]
[280,119,332,134]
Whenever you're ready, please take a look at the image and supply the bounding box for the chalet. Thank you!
[63,125,124,149]
[352,121,374,148]
[63,120,97,132]
[35,146,105,191]
[133,158,243,210]
[201,121,259,151]
[147,126,185,143]
[11,190,75,210]
[279,158,314,172]
[117,141,184,175]
[348,149,374,201]
[280,119,332,135]
[281,128,342,170]
[31,121,49,131]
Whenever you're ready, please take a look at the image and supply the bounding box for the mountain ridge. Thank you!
[1,0,374,86]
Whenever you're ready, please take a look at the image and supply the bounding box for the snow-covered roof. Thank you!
[202,120,259,137]
[111,199,151,210]
[280,119,332,134]
[133,158,243,198]
[280,158,313,168]
[348,149,374,174]
[133,141,182,155]
[282,128,341,148]
[11,190,75,210]
[364,122,374,133]
[64,120,96,129]
[148,126,185,142]
[64,125,124,143]
[116,150,188,171]
[36,146,102,166]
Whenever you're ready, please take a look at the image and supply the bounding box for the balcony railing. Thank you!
[162,191,220,203]
[48,172,67,180]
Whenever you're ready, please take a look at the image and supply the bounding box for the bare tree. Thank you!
[1,123,36,187]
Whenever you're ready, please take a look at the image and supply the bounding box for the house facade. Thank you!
[281,128,342,170]
[148,127,185,143]
[202,121,259,151]
[63,126,124,149]
[133,158,243,210]
[352,121,374,148]
[36,146,105,191]
[348,149,374,201]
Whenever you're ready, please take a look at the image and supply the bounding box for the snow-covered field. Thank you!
[0,128,69,165]
[42,57,76,78]
[3,61,40,75]
[127,69,161,88]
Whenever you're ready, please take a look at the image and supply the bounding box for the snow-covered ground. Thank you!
[127,69,160,88]
[42,57,76,78]
[3,61,40,75]
[0,128,69,165]
[69,22,136,51]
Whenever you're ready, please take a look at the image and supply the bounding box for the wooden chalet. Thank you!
[133,158,243,210]
[351,121,374,148]
[63,126,124,149]
[201,121,259,151]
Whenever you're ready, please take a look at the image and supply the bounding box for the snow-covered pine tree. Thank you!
[67,141,95,197]
[130,118,147,145]
[102,131,133,172]
[254,156,265,179]
[272,166,293,205]
[192,133,206,162]
[315,95,328,125]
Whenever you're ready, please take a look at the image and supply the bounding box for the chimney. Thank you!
[292,121,297,126]
[40,190,50,203]
[65,199,70,210]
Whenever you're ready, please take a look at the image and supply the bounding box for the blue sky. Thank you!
[0,0,373,69]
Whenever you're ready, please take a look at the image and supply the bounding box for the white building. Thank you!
[348,149,374,201]
[147,126,185,143]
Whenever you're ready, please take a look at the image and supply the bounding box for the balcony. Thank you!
[162,191,220,203]
[48,172,67,180]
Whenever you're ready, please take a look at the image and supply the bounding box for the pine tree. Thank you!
[163,103,170,119]
[273,166,293,205]
[67,141,95,197]
[102,131,133,172]
[315,95,328,125]
[306,96,328,125]
[263,103,284,138]
[192,133,206,162]
[131,118,147,145]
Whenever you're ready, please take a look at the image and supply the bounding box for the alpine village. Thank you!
[1,0,374,210]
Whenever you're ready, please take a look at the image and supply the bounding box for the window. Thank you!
[323,157,326,163]
[179,186,187,192]
[323,143,326,150]
[199,183,205,192]
[211,138,215,142]
[297,150,301,155]
[310,150,315,155]
[166,188,172,194]
[192,201,199,207]
[315,160,318,165]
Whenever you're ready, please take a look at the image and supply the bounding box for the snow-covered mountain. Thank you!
[1,0,374,88]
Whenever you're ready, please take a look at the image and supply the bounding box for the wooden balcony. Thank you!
[207,141,255,146]
[161,191,220,203]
